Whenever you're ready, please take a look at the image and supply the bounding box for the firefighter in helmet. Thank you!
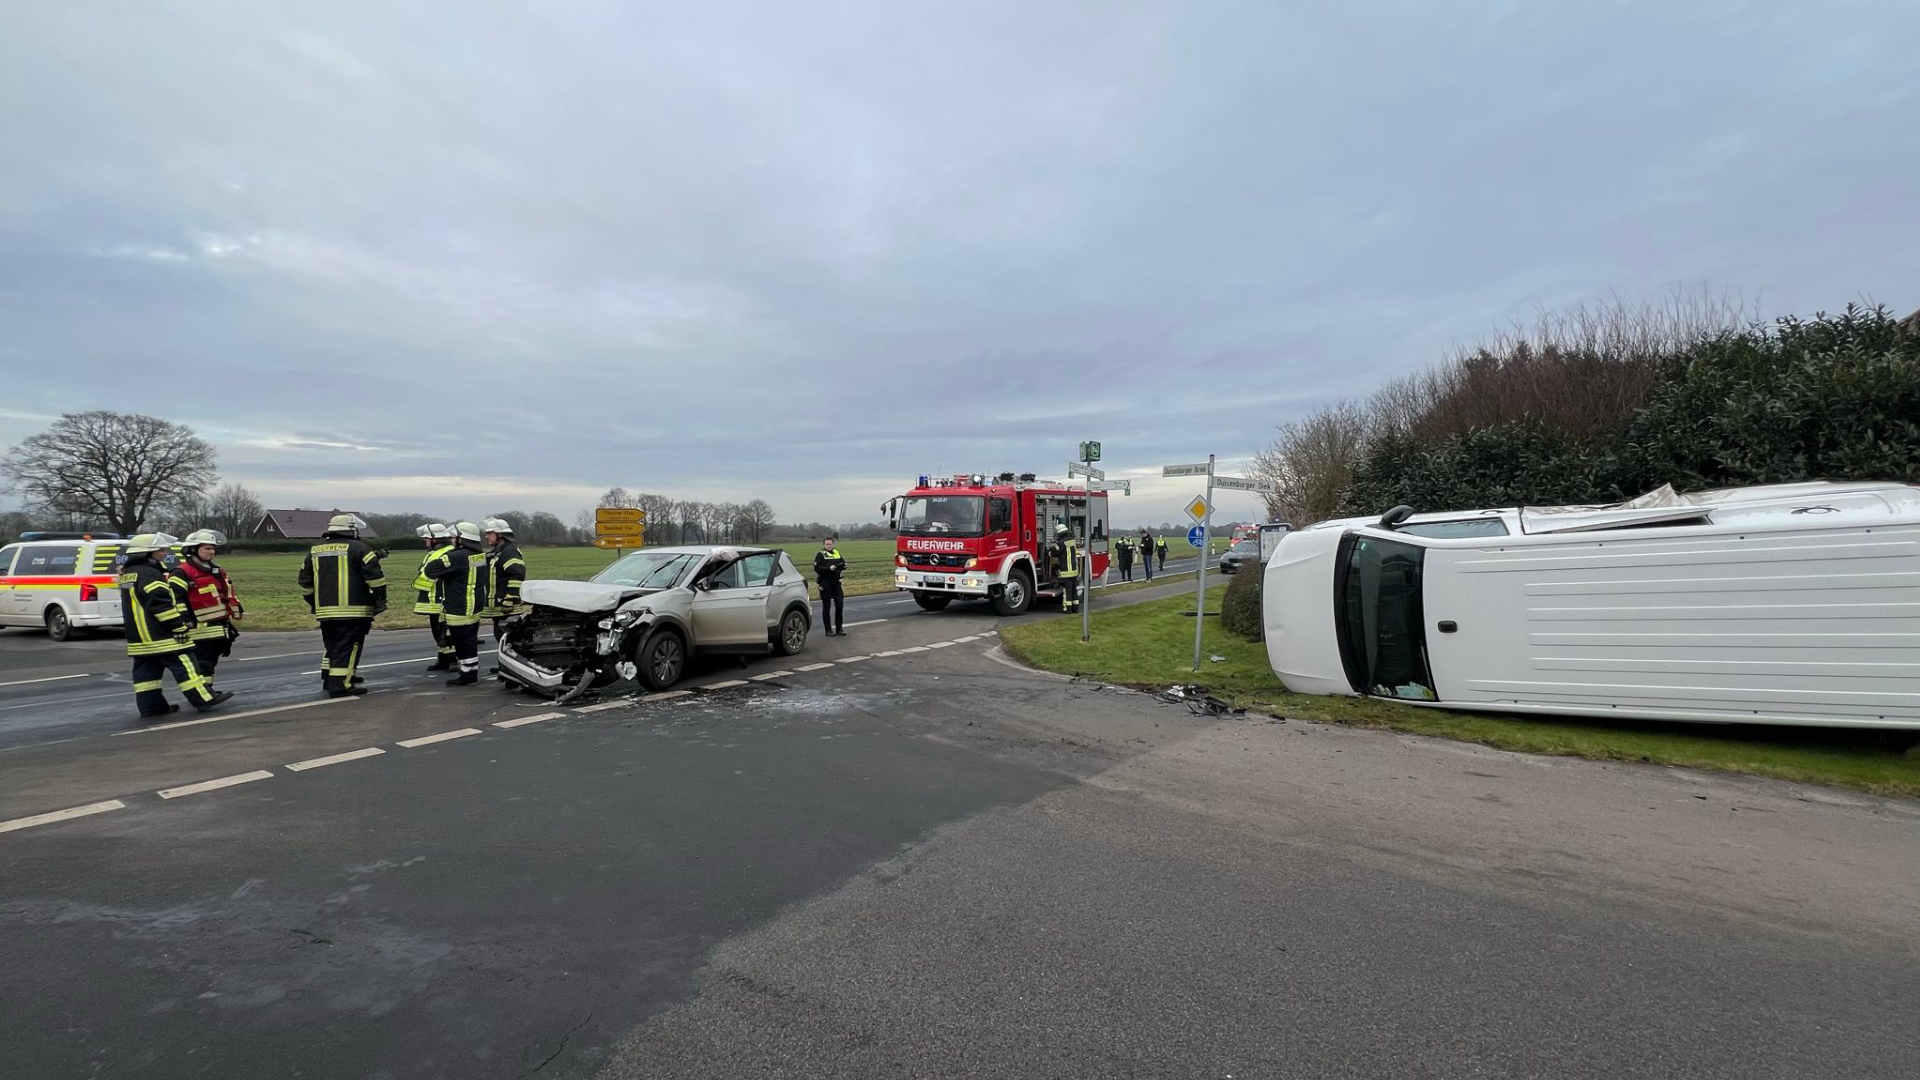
[479,516,526,643]
[176,528,243,684]
[425,521,490,686]
[413,523,456,671]
[119,532,231,718]
[298,513,386,698]
[1051,523,1080,613]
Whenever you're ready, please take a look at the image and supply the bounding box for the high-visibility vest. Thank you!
[300,537,387,619]
[1054,539,1079,579]
[480,541,526,617]
[425,543,490,626]
[414,544,453,614]
[176,557,240,641]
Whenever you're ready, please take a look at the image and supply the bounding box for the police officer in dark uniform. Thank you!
[426,521,490,686]
[298,513,386,698]
[813,535,847,636]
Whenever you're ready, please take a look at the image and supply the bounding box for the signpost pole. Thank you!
[1193,454,1214,671]
[1082,460,1093,644]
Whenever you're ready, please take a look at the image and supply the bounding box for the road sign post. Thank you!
[1193,454,1213,671]
[1069,448,1107,643]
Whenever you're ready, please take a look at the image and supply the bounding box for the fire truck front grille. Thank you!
[904,554,969,568]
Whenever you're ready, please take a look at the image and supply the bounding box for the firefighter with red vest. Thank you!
[176,528,243,684]
[118,532,232,719]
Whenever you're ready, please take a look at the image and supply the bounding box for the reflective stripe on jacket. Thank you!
[120,559,193,656]
[480,541,525,617]
[299,537,387,619]
[424,543,489,625]
[414,544,453,614]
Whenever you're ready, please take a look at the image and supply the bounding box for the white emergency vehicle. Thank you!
[0,535,128,640]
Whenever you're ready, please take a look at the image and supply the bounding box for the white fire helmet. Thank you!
[415,523,453,541]
[124,532,181,555]
[326,513,369,537]
[182,529,226,548]
[453,521,484,544]
[482,517,513,536]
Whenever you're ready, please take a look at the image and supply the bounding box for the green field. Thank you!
[1000,585,1920,799]
[215,539,902,631]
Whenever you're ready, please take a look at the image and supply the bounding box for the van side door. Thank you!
[0,544,19,623]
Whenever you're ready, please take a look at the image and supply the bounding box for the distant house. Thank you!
[254,508,365,540]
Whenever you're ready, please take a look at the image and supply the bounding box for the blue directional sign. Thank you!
[1188,525,1205,549]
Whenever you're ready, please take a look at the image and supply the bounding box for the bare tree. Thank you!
[1253,401,1370,527]
[675,500,704,543]
[636,493,677,543]
[207,482,265,537]
[743,498,775,542]
[572,507,596,542]
[1,411,218,535]
[596,486,637,508]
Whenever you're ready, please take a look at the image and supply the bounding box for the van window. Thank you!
[13,544,79,576]
[0,544,18,575]
[1334,535,1435,701]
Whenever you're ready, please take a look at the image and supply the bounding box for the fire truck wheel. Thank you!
[991,567,1033,616]
[44,605,73,642]
[912,591,951,612]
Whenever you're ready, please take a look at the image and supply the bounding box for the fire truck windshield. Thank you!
[899,495,986,537]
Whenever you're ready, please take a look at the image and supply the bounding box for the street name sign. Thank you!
[1067,461,1106,481]
[1162,463,1209,477]
[1212,475,1276,494]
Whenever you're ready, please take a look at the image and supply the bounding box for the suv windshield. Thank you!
[899,495,986,537]
[593,551,701,589]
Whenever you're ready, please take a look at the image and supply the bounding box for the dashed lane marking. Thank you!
[638,690,692,702]
[0,673,97,689]
[702,679,749,690]
[285,747,386,772]
[841,619,888,628]
[0,799,127,834]
[873,650,902,657]
[835,656,871,663]
[495,711,565,729]
[574,699,633,713]
[114,695,353,736]
[396,728,481,748]
[900,646,929,654]
[794,663,834,672]
[157,770,275,800]
[751,671,793,681]
[925,641,955,649]
[882,599,914,605]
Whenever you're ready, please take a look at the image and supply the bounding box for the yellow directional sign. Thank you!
[1184,494,1213,523]
[595,507,645,527]
[593,534,644,550]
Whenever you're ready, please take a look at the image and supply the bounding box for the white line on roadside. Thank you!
[0,799,127,834]
[639,690,692,702]
[835,656,870,664]
[841,619,888,628]
[227,649,326,664]
[298,650,496,676]
[794,663,834,672]
[495,711,564,729]
[0,673,97,689]
[114,695,353,736]
[873,650,901,657]
[882,599,914,605]
[574,699,633,713]
[396,728,481,748]
[157,770,274,800]
[751,671,793,681]
[286,747,386,772]
[702,679,749,689]
[899,646,928,654]
[924,641,955,649]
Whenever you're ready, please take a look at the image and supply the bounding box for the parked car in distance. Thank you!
[1217,538,1261,575]
[0,536,128,640]
[497,545,812,699]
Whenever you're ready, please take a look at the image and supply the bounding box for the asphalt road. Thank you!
[2,564,1915,1079]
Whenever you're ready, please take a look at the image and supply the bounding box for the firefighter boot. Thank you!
[446,671,479,686]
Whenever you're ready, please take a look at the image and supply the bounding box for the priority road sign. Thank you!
[1188,525,1205,548]
[1183,494,1213,523]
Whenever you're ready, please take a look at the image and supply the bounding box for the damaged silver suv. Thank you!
[497,545,812,700]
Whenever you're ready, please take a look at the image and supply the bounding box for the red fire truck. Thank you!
[884,472,1111,615]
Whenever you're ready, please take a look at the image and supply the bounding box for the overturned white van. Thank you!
[1262,481,1920,730]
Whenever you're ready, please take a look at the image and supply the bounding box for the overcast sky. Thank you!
[3,1,1915,527]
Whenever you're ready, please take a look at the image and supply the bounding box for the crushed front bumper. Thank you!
[496,640,569,691]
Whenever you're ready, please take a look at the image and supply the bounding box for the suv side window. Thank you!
[704,559,746,590]
[740,552,779,586]
[14,544,79,575]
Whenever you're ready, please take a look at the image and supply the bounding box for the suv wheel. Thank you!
[774,608,808,656]
[44,606,73,642]
[635,628,687,691]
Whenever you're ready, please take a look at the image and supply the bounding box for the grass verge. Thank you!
[999,586,1920,799]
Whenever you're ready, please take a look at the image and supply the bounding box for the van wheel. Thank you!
[635,628,687,690]
[992,567,1033,616]
[44,606,72,642]
[913,591,951,611]
[774,608,809,656]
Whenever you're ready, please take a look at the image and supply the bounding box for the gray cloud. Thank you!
[3,1,1916,525]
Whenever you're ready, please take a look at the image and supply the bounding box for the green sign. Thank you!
[1079,440,1102,463]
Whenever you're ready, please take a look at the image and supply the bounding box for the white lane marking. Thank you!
[0,799,127,834]
[751,671,793,681]
[882,599,914,605]
[286,747,386,772]
[396,728,481,748]
[835,656,871,664]
[115,695,352,736]
[794,663,834,672]
[574,700,633,713]
[873,650,902,657]
[0,672,96,689]
[495,711,564,729]
[900,646,928,654]
[227,649,328,664]
[297,649,496,676]
[925,641,955,649]
[702,679,749,689]
[640,690,693,701]
[157,770,274,800]
[841,619,888,628]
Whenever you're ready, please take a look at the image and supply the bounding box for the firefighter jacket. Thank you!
[176,556,242,641]
[119,556,195,656]
[424,541,489,626]
[481,541,526,617]
[1050,538,1080,579]
[813,547,847,588]
[299,536,388,620]
[413,544,453,615]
